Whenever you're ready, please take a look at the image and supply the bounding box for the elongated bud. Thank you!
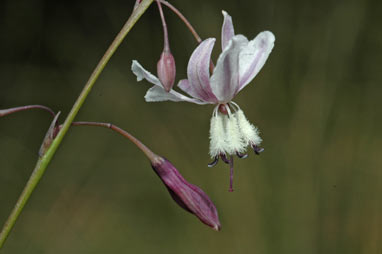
[157,50,176,92]
[151,156,221,231]
[39,111,61,157]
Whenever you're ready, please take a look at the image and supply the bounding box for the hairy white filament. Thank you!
[225,114,246,155]
[235,109,262,146]
[209,113,228,157]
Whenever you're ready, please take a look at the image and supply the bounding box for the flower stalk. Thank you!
[0,105,55,118]
[159,0,202,43]
[69,121,157,161]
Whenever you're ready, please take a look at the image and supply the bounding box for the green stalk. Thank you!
[0,0,154,248]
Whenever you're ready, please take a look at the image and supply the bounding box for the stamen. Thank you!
[208,156,219,168]
[220,153,230,164]
[234,109,262,150]
[228,101,241,111]
[209,112,228,157]
[225,112,246,155]
[236,152,248,159]
[229,155,234,192]
[252,145,265,155]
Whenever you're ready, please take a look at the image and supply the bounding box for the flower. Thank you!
[151,155,221,231]
[132,11,275,191]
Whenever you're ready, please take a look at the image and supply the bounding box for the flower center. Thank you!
[218,104,229,115]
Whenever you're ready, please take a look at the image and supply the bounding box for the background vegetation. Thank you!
[0,0,381,253]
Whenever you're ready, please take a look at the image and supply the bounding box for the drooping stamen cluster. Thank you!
[208,102,263,191]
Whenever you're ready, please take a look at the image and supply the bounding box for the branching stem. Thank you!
[69,122,158,161]
[0,105,55,118]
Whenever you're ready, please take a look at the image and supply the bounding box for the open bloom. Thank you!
[132,11,275,191]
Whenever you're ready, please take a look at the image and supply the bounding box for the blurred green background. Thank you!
[1,0,381,253]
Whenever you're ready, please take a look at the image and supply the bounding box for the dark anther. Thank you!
[208,156,219,167]
[220,153,230,164]
[236,152,248,159]
[252,145,265,155]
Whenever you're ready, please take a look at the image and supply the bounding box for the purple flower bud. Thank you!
[151,156,221,231]
[157,50,176,92]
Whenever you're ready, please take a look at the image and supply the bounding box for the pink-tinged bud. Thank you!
[151,156,221,231]
[157,50,176,92]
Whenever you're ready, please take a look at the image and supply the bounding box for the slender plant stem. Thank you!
[133,0,142,10]
[70,122,157,161]
[156,0,170,52]
[0,0,154,248]
[0,105,55,118]
[159,0,202,43]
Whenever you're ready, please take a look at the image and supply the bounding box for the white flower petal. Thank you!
[238,31,275,91]
[145,85,207,104]
[132,60,163,87]
[210,35,248,103]
[132,60,206,104]
[177,79,211,104]
[187,38,218,103]
[221,11,235,51]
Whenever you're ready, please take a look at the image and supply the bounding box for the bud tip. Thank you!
[213,223,221,231]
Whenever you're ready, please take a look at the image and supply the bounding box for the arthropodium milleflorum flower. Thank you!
[132,11,275,191]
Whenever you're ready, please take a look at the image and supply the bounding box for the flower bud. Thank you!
[157,50,176,92]
[151,156,221,231]
[39,111,61,157]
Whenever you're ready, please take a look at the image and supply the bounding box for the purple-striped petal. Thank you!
[187,38,218,103]
[144,86,206,104]
[210,35,248,102]
[237,31,275,92]
[221,11,235,51]
[132,60,206,104]
[177,79,214,104]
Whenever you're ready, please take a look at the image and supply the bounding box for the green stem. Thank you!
[0,0,154,248]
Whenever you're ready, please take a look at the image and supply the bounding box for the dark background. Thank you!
[1,0,381,253]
